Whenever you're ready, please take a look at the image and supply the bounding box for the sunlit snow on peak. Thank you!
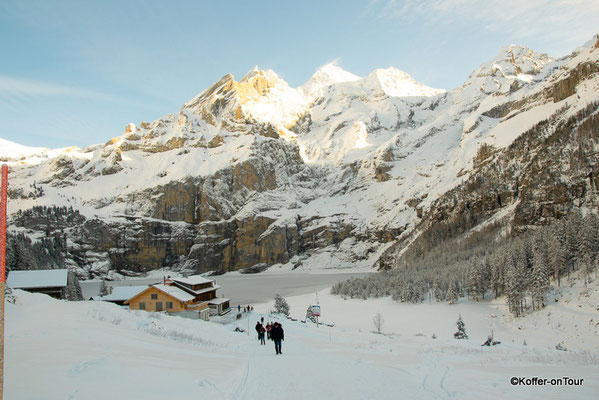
[365,67,446,98]
[300,62,361,97]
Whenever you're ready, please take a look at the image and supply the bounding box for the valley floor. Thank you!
[4,275,599,399]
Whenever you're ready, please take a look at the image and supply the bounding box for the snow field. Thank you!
[5,273,599,399]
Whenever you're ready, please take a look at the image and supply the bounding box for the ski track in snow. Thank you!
[230,315,474,400]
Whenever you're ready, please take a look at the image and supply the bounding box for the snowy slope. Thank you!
[5,276,599,399]
[0,138,48,158]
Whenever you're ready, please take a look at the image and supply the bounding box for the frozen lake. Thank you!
[80,271,370,306]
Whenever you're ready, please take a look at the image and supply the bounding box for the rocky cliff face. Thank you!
[3,35,599,279]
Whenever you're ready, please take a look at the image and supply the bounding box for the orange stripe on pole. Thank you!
[1,164,7,282]
[1,163,7,400]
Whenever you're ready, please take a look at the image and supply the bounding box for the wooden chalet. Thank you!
[170,275,230,315]
[125,275,229,319]
[6,269,71,299]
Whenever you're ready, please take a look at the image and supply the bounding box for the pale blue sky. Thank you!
[1,0,597,148]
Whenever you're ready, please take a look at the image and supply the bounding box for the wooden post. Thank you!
[0,164,8,400]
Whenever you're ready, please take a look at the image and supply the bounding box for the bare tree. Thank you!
[372,312,384,334]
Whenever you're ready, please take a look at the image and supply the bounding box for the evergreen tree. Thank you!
[305,305,316,323]
[273,294,290,316]
[99,279,109,297]
[66,272,84,301]
[489,253,504,298]
[447,281,459,304]
[548,224,567,287]
[454,315,468,339]
[466,258,482,301]
[581,253,595,288]
[531,235,550,310]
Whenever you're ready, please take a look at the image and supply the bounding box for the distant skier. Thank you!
[270,322,284,354]
[238,304,241,312]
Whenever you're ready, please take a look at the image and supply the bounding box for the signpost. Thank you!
[0,164,7,400]
[311,304,321,326]
[311,304,321,317]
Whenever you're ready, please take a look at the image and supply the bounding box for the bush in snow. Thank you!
[454,314,468,339]
[4,285,16,304]
[273,294,290,316]
[481,330,500,346]
[555,342,568,351]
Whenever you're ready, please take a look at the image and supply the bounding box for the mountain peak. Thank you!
[313,63,361,84]
[473,45,551,80]
[300,63,360,97]
[240,65,261,82]
[365,67,445,97]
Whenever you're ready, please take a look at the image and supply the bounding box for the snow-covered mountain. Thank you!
[3,35,599,279]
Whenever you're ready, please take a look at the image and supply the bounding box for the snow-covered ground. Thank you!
[5,275,599,399]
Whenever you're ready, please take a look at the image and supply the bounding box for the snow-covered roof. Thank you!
[152,284,196,302]
[93,285,148,302]
[172,275,213,286]
[172,282,220,296]
[208,297,230,305]
[6,269,69,289]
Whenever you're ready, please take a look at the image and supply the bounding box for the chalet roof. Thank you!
[208,297,230,305]
[93,285,148,302]
[152,284,196,302]
[171,280,220,296]
[6,269,69,289]
[171,275,213,286]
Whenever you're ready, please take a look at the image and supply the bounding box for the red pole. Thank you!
[0,164,7,400]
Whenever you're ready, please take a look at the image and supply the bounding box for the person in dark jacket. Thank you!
[270,322,284,354]
[255,321,266,345]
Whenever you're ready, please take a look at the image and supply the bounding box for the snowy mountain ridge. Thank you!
[2,35,599,279]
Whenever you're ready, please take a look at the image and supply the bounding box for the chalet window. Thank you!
[151,294,158,300]
[139,302,146,310]
[166,302,173,309]
[156,302,163,311]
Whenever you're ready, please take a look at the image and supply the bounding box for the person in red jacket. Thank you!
[265,322,272,340]
[270,322,284,354]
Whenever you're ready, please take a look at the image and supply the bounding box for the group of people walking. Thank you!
[255,317,284,355]
[238,304,254,313]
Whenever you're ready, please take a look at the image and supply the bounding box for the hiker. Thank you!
[266,322,272,340]
[238,305,241,312]
[255,321,266,345]
[270,322,284,354]
[261,316,264,324]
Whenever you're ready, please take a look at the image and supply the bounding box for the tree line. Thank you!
[331,210,598,317]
